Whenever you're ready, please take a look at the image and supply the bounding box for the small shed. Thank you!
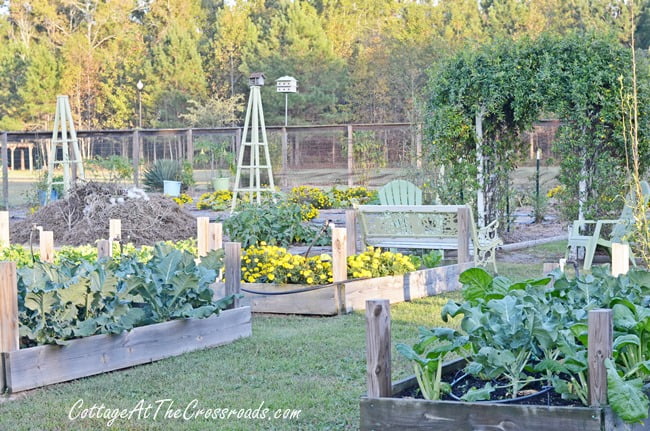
[276,76,298,93]
[249,72,266,86]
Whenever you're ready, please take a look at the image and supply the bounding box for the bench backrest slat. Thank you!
[378,180,423,206]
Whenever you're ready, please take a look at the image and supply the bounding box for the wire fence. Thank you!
[0,121,560,208]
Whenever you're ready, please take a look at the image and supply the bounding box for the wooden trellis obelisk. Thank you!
[230,73,276,212]
[47,95,84,203]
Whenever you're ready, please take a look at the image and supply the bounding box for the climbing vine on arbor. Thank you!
[425,31,650,222]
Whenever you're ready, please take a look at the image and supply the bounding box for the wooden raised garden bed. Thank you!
[215,262,472,315]
[359,300,650,431]
[0,258,252,393]
[214,226,473,315]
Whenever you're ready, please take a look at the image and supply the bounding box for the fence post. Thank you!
[345,210,357,256]
[208,222,223,251]
[366,299,391,398]
[224,242,241,310]
[457,207,471,264]
[186,128,194,165]
[97,239,112,258]
[347,125,354,187]
[332,227,348,283]
[588,309,613,407]
[0,211,9,247]
[197,217,210,257]
[415,124,422,169]
[235,128,242,156]
[40,231,54,263]
[1,132,7,210]
[109,219,121,242]
[132,130,140,188]
[611,242,629,277]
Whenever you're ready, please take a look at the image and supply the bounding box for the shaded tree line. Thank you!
[2,0,649,131]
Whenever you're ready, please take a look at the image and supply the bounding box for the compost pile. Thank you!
[10,182,196,246]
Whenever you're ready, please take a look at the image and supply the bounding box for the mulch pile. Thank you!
[10,182,197,246]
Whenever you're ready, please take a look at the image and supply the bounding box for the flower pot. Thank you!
[163,180,181,197]
[38,189,59,206]
[211,177,230,191]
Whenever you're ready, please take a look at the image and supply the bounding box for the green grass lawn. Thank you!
[0,255,553,430]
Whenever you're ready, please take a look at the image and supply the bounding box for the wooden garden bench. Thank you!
[566,180,650,270]
[355,204,502,272]
[378,180,422,205]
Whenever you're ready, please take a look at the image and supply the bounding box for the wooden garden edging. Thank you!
[215,226,472,315]
[216,262,472,315]
[360,271,650,430]
[0,236,251,393]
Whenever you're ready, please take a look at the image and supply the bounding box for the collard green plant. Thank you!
[118,244,230,323]
[17,243,231,346]
[400,266,650,422]
[396,327,469,400]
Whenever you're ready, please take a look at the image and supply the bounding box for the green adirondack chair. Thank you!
[378,180,422,205]
[566,180,650,270]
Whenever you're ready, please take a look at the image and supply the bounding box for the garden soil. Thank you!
[10,182,196,246]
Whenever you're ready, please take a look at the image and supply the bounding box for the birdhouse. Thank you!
[249,72,266,86]
[276,76,298,93]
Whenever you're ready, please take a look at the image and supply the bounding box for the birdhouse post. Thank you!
[276,76,298,127]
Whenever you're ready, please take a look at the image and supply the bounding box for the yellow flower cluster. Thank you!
[331,186,378,206]
[172,193,193,207]
[298,204,319,221]
[288,185,333,209]
[547,184,565,198]
[242,244,416,285]
[241,243,333,285]
[197,190,232,210]
[347,246,416,279]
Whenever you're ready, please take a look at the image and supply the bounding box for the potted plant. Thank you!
[143,159,185,196]
[195,140,235,191]
[33,172,64,206]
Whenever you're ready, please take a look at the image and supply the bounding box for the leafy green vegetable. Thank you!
[17,243,231,346]
[401,266,650,422]
[606,358,649,423]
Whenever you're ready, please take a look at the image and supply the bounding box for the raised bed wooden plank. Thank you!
[343,263,471,313]
[360,397,603,431]
[212,263,470,315]
[3,306,252,393]
[246,284,339,315]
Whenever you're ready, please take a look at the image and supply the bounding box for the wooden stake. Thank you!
[345,210,357,257]
[208,222,223,251]
[224,242,241,310]
[366,299,391,398]
[332,227,348,283]
[457,207,471,264]
[611,242,629,277]
[0,261,18,354]
[40,231,54,263]
[97,240,112,258]
[588,309,613,407]
[347,125,354,187]
[542,262,560,274]
[109,219,121,242]
[0,211,9,247]
[197,217,210,257]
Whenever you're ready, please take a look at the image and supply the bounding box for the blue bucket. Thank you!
[163,180,182,197]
